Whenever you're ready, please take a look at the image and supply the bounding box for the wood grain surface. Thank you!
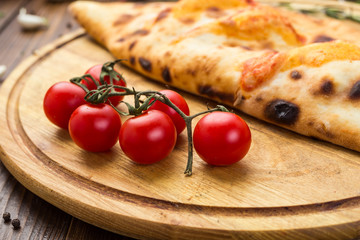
[2,25,360,239]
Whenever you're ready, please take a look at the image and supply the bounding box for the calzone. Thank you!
[69,0,360,152]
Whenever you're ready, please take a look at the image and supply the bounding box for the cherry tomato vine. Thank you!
[43,60,252,176]
[69,59,235,176]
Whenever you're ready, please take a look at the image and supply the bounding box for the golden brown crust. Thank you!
[69,0,360,152]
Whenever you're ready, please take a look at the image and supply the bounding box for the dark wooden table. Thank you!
[0,0,135,239]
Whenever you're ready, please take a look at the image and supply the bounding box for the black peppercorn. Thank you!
[66,22,72,29]
[2,212,11,222]
[11,219,20,230]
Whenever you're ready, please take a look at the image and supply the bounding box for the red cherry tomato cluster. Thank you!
[43,64,125,152]
[43,61,252,175]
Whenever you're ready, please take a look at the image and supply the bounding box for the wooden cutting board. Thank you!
[1,27,360,239]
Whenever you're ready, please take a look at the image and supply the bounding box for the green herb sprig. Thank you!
[278,1,360,24]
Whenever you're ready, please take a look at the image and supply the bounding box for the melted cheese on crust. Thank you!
[237,59,360,151]
[239,41,360,96]
[172,5,305,52]
[212,6,305,45]
[172,0,254,21]
[281,41,360,71]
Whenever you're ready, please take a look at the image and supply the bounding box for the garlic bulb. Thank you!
[17,8,48,30]
[0,65,7,78]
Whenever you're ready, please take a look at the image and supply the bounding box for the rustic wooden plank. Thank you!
[66,219,134,240]
[0,0,80,82]
[0,162,73,239]
[0,0,28,32]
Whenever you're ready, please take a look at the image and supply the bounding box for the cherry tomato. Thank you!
[82,64,126,106]
[148,90,190,135]
[69,104,121,152]
[193,112,251,166]
[119,110,177,164]
[43,81,87,129]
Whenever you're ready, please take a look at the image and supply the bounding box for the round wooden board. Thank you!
[1,29,360,240]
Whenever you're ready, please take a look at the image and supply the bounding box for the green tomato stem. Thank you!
[184,119,193,176]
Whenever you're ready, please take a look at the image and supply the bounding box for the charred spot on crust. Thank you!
[205,7,226,18]
[164,51,171,58]
[316,124,335,138]
[162,67,172,82]
[255,96,263,102]
[200,60,216,76]
[313,35,335,43]
[241,45,252,51]
[139,57,152,72]
[313,77,335,96]
[129,41,137,51]
[265,99,299,125]
[180,18,195,24]
[207,6,221,11]
[290,70,302,80]
[117,30,148,42]
[320,79,334,95]
[132,29,149,36]
[223,41,252,50]
[155,8,171,22]
[261,41,274,50]
[186,68,197,76]
[308,120,334,138]
[129,56,136,65]
[349,80,360,100]
[224,42,239,48]
[113,14,135,26]
[198,85,234,102]
[198,85,215,97]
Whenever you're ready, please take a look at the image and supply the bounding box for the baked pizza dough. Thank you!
[69,0,360,152]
